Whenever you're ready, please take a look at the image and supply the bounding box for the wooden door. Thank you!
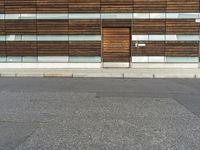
[103,28,131,62]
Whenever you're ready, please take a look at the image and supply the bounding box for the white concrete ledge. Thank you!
[154,74,196,79]
[43,73,73,78]
[124,73,154,78]
[73,73,124,78]
[131,63,199,69]
[0,63,101,69]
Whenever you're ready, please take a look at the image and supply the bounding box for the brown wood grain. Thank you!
[103,28,131,62]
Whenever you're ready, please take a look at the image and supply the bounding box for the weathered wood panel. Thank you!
[101,0,133,12]
[0,20,5,35]
[37,0,68,13]
[5,0,36,13]
[37,20,68,34]
[69,0,100,12]
[165,42,199,57]
[102,20,132,28]
[0,0,4,13]
[132,19,166,34]
[167,0,199,12]
[38,41,68,56]
[166,19,199,35]
[69,20,101,35]
[6,42,37,56]
[0,42,6,56]
[132,42,165,56]
[6,20,36,34]
[103,28,130,62]
[69,41,101,56]
[133,0,166,12]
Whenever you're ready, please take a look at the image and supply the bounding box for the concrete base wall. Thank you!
[0,63,198,69]
[0,63,102,69]
[131,63,199,69]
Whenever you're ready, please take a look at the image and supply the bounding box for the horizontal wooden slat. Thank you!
[133,0,166,12]
[69,0,100,12]
[37,20,68,34]
[38,41,68,56]
[6,20,36,34]
[5,0,36,13]
[0,20,5,35]
[167,0,199,12]
[103,28,130,62]
[69,41,101,56]
[37,0,68,13]
[6,42,37,56]
[69,20,101,35]
[166,19,199,35]
[132,42,165,56]
[0,42,6,56]
[101,0,133,12]
[165,42,199,57]
[102,20,132,28]
[132,19,166,34]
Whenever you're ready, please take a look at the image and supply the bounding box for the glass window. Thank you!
[6,35,22,41]
[38,56,69,62]
[69,13,100,19]
[37,14,68,19]
[0,56,6,62]
[37,35,68,41]
[149,35,165,41]
[7,57,22,62]
[69,56,101,63]
[166,57,199,63]
[20,14,37,19]
[69,35,101,41]
[101,13,132,19]
[5,14,21,19]
[133,13,149,19]
[22,57,37,63]
[132,56,148,63]
[166,13,199,19]
[132,35,149,41]
[150,13,165,19]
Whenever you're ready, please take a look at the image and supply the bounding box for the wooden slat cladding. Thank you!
[69,41,101,56]
[69,20,101,35]
[133,0,166,12]
[132,20,165,34]
[6,42,37,56]
[165,42,199,57]
[166,20,199,35]
[6,20,36,35]
[101,0,133,12]
[0,42,6,56]
[167,0,199,12]
[102,20,132,28]
[103,28,130,62]
[0,0,4,13]
[69,0,100,13]
[37,20,68,35]
[38,42,68,56]
[132,42,165,56]
[37,0,68,13]
[5,0,36,13]
[0,20,5,35]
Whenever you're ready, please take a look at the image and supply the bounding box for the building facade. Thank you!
[0,0,199,68]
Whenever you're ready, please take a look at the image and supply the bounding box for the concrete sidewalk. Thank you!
[1,68,200,78]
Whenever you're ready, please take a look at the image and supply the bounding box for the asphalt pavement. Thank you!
[0,78,200,150]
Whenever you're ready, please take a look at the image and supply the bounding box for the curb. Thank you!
[0,73,200,79]
[73,73,123,78]
[43,73,73,78]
